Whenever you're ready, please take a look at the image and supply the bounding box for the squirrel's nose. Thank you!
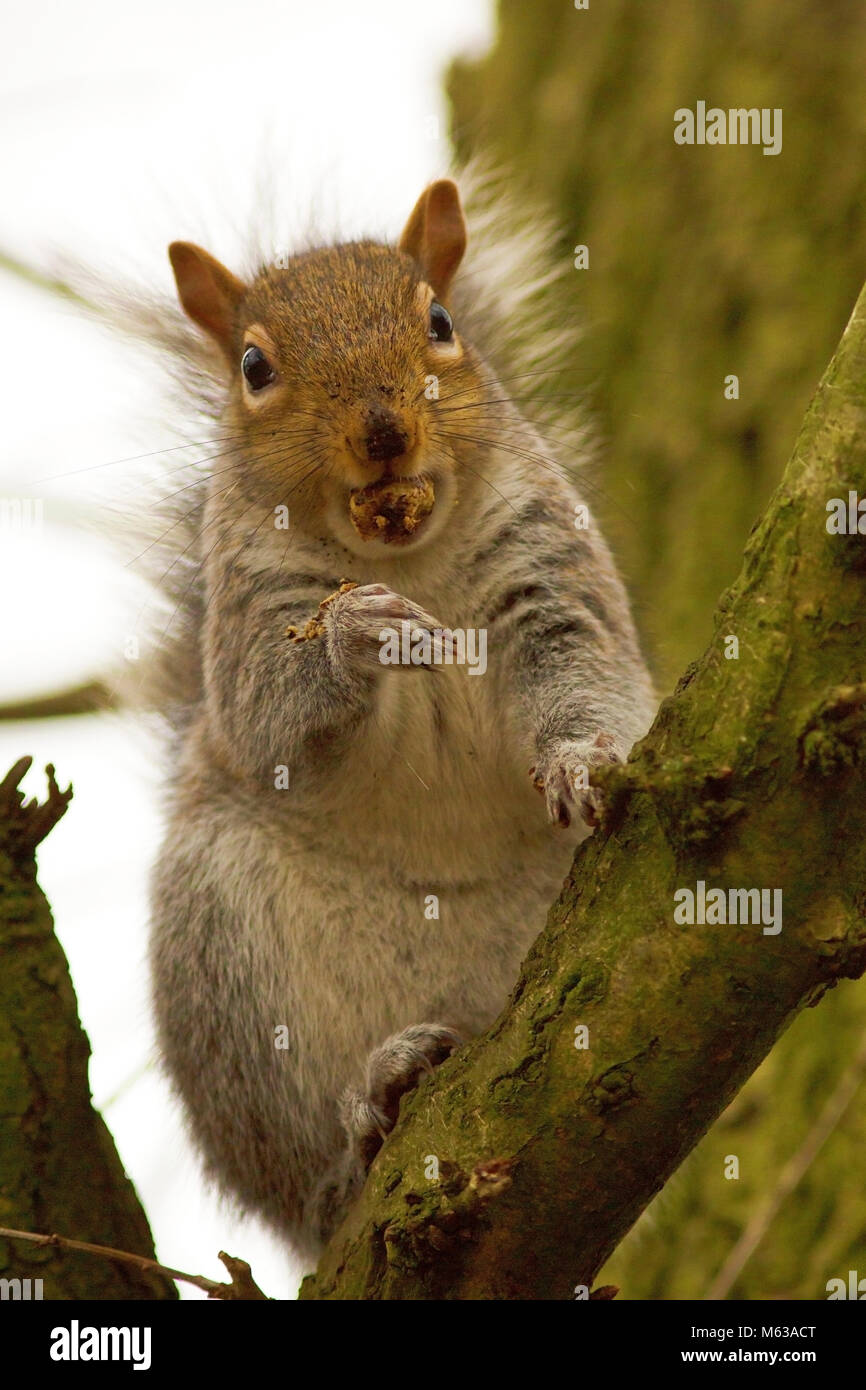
[366,422,409,463]
[354,405,415,467]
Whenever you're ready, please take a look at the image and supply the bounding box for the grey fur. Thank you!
[143,172,656,1264]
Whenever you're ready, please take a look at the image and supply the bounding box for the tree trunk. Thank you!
[300,279,866,1300]
[0,759,176,1299]
[447,0,866,692]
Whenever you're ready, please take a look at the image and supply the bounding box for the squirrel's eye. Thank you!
[242,344,276,391]
[428,300,453,343]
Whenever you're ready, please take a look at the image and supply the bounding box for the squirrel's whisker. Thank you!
[434,426,634,529]
[128,436,321,578]
[413,365,581,405]
[194,458,328,632]
[34,432,246,485]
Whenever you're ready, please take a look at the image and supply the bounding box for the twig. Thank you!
[0,249,95,309]
[97,1057,155,1112]
[0,759,73,854]
[703,1028,866,1300]
[0,680,114,722]
[0,1226,271,1301]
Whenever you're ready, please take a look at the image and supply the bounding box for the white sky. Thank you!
[0,0,493,1299]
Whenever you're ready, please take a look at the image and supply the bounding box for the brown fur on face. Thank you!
[169,182,482,548]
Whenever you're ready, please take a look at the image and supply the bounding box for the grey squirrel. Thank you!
[145,176,655,1264]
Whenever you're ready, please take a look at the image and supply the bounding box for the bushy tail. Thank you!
[450,159,592,465]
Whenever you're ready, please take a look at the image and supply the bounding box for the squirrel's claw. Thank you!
[532,731,621,830]
[340,1023,462,1169]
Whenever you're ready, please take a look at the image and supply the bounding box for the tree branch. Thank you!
[301,281,866,1300]
[0,1227,269,1301]
[0,681,114,722]
[0,760,176,1299]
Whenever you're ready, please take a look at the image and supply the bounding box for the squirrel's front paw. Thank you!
[325,583,454,674]
[340,1023,462,1168]
[531,732,622,829]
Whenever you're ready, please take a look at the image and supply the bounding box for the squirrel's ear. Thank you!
[398,180,466,300]
[168,242,246,354]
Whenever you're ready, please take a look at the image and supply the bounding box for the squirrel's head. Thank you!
[168,180,482,555]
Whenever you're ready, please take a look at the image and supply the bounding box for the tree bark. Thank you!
[300,280,866,1300]
[0,758,176,1299]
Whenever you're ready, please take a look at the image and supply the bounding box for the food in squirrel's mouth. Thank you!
[349,475,435,543]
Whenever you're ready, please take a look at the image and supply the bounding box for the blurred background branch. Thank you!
[0,680,114,721]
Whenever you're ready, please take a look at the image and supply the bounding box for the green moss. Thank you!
[0,766,176,1300]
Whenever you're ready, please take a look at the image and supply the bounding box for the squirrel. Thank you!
[143,175,656,1265]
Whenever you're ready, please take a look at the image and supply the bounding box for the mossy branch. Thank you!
[300,282,866,1300]
[0,760,176,1299]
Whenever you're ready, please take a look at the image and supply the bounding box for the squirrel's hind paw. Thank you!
[340,1023,462,1168]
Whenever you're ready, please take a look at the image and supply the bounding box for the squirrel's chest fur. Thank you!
[165,527,581,1089]
[304,652,564,881]
[223,497,586,883]
[165,644,573,1139]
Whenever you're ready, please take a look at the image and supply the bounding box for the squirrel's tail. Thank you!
[0,248,226,739]
[449,159,592,467]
